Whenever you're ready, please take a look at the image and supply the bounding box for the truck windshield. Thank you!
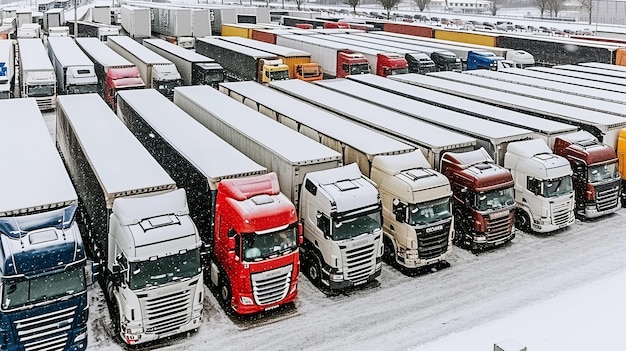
[541,176,573,198]
[0,205,77,239]
[1,264,85,310]
[204,71,224,85]
[349,63,371,75]
[474,187,515,212]
[26,84,54,97]
[67,84,98,94]
[390,67,409,75]
[408,197,452,226]
[129,248,201,290]
[332,208,381,241]
[588,162,620,183]
[270,70,290,81]
[242,224,298,262]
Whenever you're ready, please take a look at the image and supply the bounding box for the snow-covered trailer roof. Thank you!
[392,73,626,149]
[56,94,176,203]
[116,89,266,189]
[309,34,405,56]
[580,62,626,73]
[278,34,356,51]
[269,78,476,169]
[346,74,576,142]
[173,86,341,166]
[47,36,94,68]
[218,81,415,160]
[431,71,626,118]
[311,33,452,56]
[553,64,626,80]
[76,37,134,69]
[107,35,172,65]
[143,38,215,64]
[218,36,311,58]
[501,67,626,94]
[196,37,277,61]
[466,69,626,104]
[347,33,476,58]
[17,38,53,71]
[528,66,626,86]
[0,98,77,215]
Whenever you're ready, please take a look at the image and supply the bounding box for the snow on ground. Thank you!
[41,110,626,351]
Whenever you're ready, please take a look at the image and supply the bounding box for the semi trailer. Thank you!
[56,94,204,345]
[0,39,14,98]
[174,85,385,291]
[116,89,301,314]
[47,36,98,95]
[17,38,56,110]
[501,67,626,94]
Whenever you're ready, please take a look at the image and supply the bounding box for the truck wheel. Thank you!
[383,237,396,264]
[219,275,232,309]
[306,255,322,286]
[515,210,531,233]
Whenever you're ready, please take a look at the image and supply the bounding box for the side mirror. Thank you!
[298,223,303,245]
[227,237,236,252]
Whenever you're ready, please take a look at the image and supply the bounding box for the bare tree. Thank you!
[534,0,549,17]
[345,0,360,15]
[413,0,431,12]
[489,0,499,15]
[377,0,402,19]
[295,0,306,10]
[548,0,566,17]
[579,0,593,22]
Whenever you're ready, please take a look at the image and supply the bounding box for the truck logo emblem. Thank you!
[425,225,443,233]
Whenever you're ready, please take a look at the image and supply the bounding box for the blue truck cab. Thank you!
[0,98,96,351]
[466,50,512,71]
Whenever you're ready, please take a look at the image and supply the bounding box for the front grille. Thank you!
[251,265,292,306]
[417,221,451,260]
[485,212,513,243]
[141,289,193,335]
[341,242,377,283]
[14,306,76,351]
[35,97,54,111]
[595,182,620,212]
[552,201,573,226]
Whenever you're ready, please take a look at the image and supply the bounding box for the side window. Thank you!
[316,212,330,236]
[527,177,540,195]
[233,232,240,258]
[342,63,348,72]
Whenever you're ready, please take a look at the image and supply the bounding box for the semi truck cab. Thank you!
[430,51,462,72]
[151,63,182,99]
[376,53,409,77]
[191,62,225,88]
[64,66,98,94]
[467,51,509,71]
[337,51,371,77]
[405,52,436,74]
[260,59,290,83]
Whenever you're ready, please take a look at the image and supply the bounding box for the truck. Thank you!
[440,148,516,250]
[56,93,204,345]
[268,78,477,171]
[17,38,56,110]
[116,89,301,314]
[503,139,575,233]
[42,8,64,34]
[404,52,436,74]
[48,26,70,37]
[195,37,289,83]
[217,36,322,81]
[342,32,463,72]
[553,131,621,218]
[430,71,626,118]
[128,3,194,46]
[467,69,626,104]
[174,85,385,291]
[276,34,371,78]
[0,39,14,99]
[66,20,120,41]
[143,38,224,87]
[47,36,98,95]
[220,81,455,270]
[465,50,511,70]
[107,35,181,99]
[120,5,151,38]
[16,23,40,38]
[76,37,145,110]
[308,34,409,77]
[1,98,96,351]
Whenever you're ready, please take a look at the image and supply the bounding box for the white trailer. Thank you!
[175,85,385,291]
[107,35,181,99]
[580,61,626,73]
[499,67,626,94]
[17,38,56,110]
[143,38,223,87]
[43,8,64,33]
[47,36,97,95]
[393,74,626,150]
[553,64,626,80]
[92,5,110,25]
[269,78,476,170]
[56,93,204,345]
[17,23,40,38]
[120,5,150,38]
[345,74,578,148]
[219,81,456,270]
[528,66,626,86]
[0,39,14,99]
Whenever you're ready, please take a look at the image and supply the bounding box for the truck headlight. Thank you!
[240,296,254,305]
[73,331,87,343]
[330,273,343,281]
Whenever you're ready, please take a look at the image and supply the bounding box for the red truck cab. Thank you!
[440,148,516,251]
[212,173,301,314]
[376,53,409,77]
[553,131,621,218]
[336,51,371,78]
[104,66,145,110]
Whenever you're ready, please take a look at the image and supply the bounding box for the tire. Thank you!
[307,255,322,286]
[515,210,531,233]
[383,237,396,264]
[219,275,232,308]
